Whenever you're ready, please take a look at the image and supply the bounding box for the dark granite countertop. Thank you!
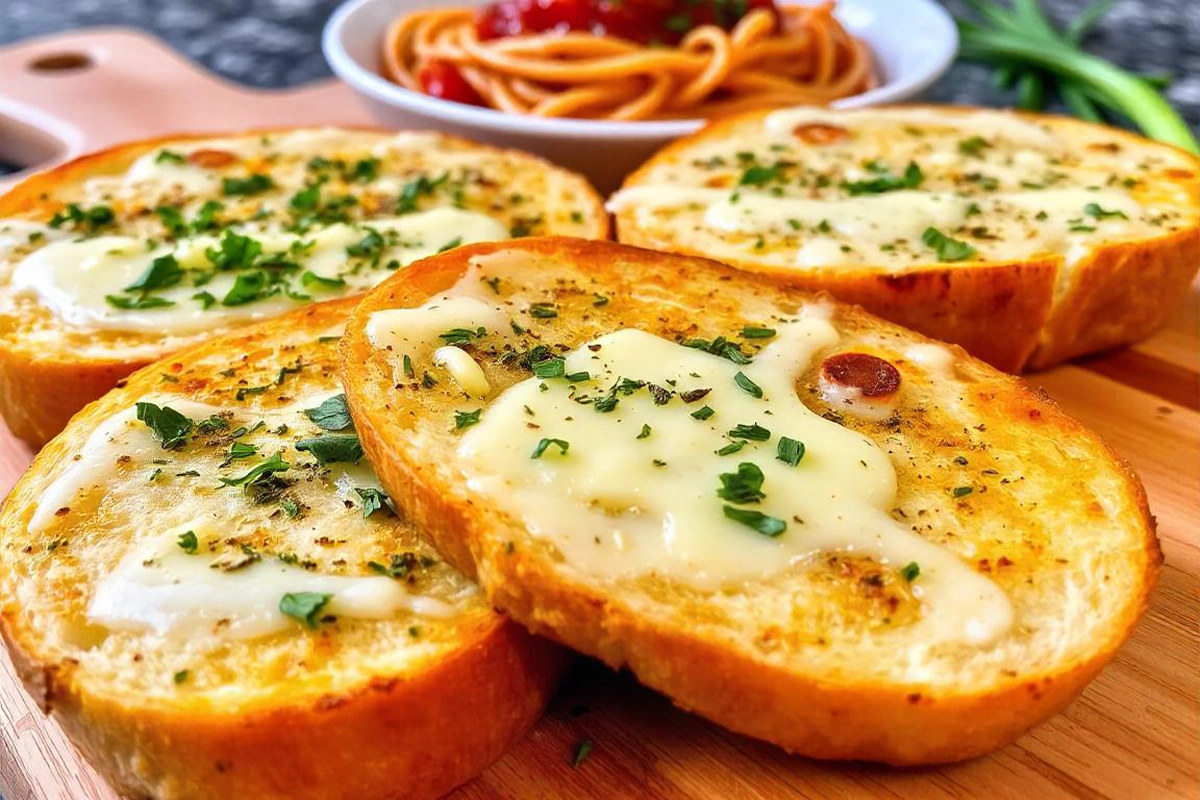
[0,0,1196,129]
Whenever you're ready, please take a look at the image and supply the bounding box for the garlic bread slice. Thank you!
[341,237,1159,765]
[0,297,566,800]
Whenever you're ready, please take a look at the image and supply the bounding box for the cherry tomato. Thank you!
[418,61,485,106]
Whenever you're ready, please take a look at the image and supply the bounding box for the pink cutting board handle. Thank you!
[0,27,376,191]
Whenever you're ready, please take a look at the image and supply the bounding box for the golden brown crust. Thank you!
[0,297,570,800]
[342,237,1160,765]
[613,104,1200,373]
[0,127,610,449]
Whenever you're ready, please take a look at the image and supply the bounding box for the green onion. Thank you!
[955,0,1198,153]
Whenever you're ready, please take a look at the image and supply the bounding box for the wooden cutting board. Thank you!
[0,27,1197,800]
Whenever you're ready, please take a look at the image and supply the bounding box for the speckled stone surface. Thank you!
[0,0,1196,128]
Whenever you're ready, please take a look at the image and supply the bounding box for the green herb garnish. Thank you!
[900,561,921,582]
[922,227,978,262]
[304,394,353,431]
[776,437,805,466]
[355,488,394,518]
[454,409,482,430]
[733,372,763,398]
[136,402,193,449]
[279,592,331,628]
[717,462,766,504]
[723,506,787,537]
[296,435,364,465]
[222,173,275,196]
[531,438,569,458]
[176,531,199,554]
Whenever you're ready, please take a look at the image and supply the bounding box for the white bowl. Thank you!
[323,0,958,192]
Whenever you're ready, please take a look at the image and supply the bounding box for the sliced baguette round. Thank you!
[610,105,1200,372]
[0,296,567,800]
[0,127,608,447]
[341,237,1159,765]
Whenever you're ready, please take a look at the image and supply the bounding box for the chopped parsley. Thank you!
[716,441,745,456]
[636,424,652,440]
[48,203,115,233]
[355,488,394,518]
[531,438,569,459]
[691,405,715,421]
[952,485,974,498]
[439,327,486,346]
[683,336,750,364]
[155,149,187,164]
[296,434,364,465]
[1084,202,1128,220]
[921,227,978,262]
[776,437,805,466]
[841,161,923,195]
[728,423,770,441]
[304,394,353,431]
[957,136,991,157]
[573,739,594,769]
[396,172,448,213]
[124,254,184,293]
[738,164,782,186]
[136,402,194,450]
[219,453,290,487]
[106,294,176,310]
[529,302,558,319]
[533,357,566,378]
[454,408,482,430]
[279,592,331,628]
[740,327,775,339]
[723,506,787,537]
[222,270,268,306]
[900,562,921,582]
[717,462,765,504]
[176,531,199,554]
[222,173,275,196]
[733,372,763,398]
[173,669,190,684]
[437,236,463,253]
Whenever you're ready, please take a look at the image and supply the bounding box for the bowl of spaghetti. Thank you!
[323,0,957,190]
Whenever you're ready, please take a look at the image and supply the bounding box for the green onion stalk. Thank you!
[955,0,1198,154]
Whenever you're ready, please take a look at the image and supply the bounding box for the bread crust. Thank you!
[0,127,610,449]
[0,297,569,800]
[613,105,1200,373]
[342,237,1160,765]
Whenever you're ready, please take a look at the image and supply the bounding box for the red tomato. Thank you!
[417,61,484,106]
[473,0,779,46]
[476,0,593,40]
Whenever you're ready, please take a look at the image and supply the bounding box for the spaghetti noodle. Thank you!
[380,3,874,121]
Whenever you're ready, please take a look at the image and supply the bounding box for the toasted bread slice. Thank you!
[0,127,607,447]
[0,296,567,800]
[340,237,1159,765]
[609,105,1200,371]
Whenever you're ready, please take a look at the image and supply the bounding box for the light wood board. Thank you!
[0,27,1197,800]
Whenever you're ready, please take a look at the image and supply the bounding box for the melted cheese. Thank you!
[30,398,224,534]
[764,107,1063,149]
[904,343,957,378]
[33,390,477,643]
[433,346,491,398]
[11,209,507,335]
[370,288,1014,646]
[610,106,1192,272]
[89,523,456,642]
